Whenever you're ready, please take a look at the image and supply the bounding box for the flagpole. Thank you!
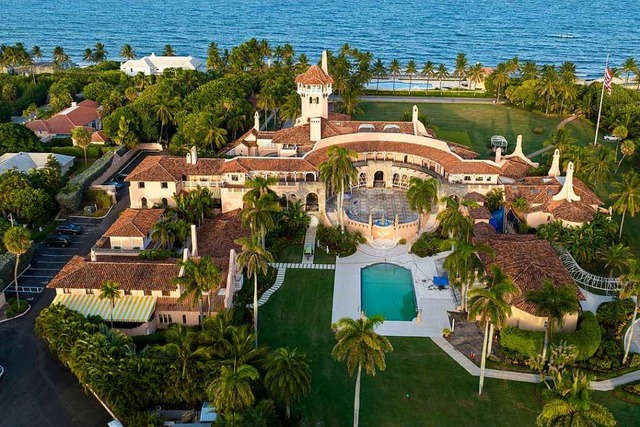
[593,54,609,146]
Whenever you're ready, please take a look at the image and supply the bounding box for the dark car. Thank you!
[45,236,71,248]
[105,180,125,190]
[56,223,82,235]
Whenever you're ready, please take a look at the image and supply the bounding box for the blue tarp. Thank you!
[433,276,449,288]
[489,206,504,233]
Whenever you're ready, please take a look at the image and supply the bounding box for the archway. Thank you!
[279,194,288,208]
[305,193,319,211]
[374,171,384,187]
[392,173,400,186]
[358,172,367,186]
[141,197,148,209]
[305,173,315,182]
[161,198,168,206]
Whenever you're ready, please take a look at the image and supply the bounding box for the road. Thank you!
[0,149,159,427]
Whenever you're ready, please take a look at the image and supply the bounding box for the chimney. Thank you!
[412,105,419,135]
[189,146,198,165]
[512,134,525,158]
[548,149,561,177]
[552,161,581,203]
[310,117,322,142]
[495,147,502,164]
[254,111,260,131]
[71,101,77,108]
[321,50,328,74]
[191,224,198,257]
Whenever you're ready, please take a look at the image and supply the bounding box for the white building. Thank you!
[120,53,203,76]
[0,152,75,175]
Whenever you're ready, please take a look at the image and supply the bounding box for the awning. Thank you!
[52,294,157,323]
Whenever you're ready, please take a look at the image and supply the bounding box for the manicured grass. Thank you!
[356,102,573,158]
[314,247,336,264]
[277,244,303,263]
[259,268,639,426]
[435,130,473,148]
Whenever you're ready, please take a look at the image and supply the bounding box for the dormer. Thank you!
[383,124,401,133]
[357,124,375,133]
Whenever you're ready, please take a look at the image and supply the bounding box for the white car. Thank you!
[604,134,620,141]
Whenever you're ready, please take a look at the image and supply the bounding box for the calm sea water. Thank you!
[1,0,638,78]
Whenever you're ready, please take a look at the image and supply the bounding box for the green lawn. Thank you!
[356,102,580,158]
[277,244,303,263]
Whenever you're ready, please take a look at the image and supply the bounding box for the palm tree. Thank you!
[319,146,358,232]
[525,280,580,359]
[264,347,311,419]
[537,66,560,114]
[162,44,176,56]
[582,146,613,186]
[620,259,640,364]
[173,257,222,328]
[610,170,640,239]
[332,315,393,427]
[3,226,31,306]
[235,237,274,348]
[154,92,179,143]
[82,48,94,63]
[241,194,279,248]
[521,61,539,80]
[99,280,121,329]
[389,59,401,93]
[405,60,418,94]
[436,63,448,92]
[596,243,631,277]
[52,46,69,70]
[206,42,223,71]
[443,239,493,312]
[279,92,301,122]
[468,265,517,395]
[372,59,386,91]
[243,176,278,205]
[615,139,635,174]
[189,186,214,227]
[201,112,228,150]
[406,177,438,231]
[492,62,510,102]
[467,63,486,91]
[71,126,91,167]
[537,370,616,427]
[621,57,638,85]
[227,112,246,141]
[209,364,259,415]
[120,44,136,60]
[437,196,475,242]
[151,219,175,250]
[93,43,107,62]
[454,52,468,90]
[421,61,435,91]
[31,45,42,62]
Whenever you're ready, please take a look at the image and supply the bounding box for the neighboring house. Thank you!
[26,100,103,142]
[92,208,165,258]
[0,152,75,175]
[473,222,584,332]
[120,53,203,76]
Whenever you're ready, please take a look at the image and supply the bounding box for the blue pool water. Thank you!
[361,263,417,321]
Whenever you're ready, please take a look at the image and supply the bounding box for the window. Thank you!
[138,182,145,188]
[476,176,484,182]
[63,288,71,294]
[231,175,239,182]
[161,182,168,189]
[463,176,471,181]
[124,289,131,295]
[86,289,94,295]
[162,290,170,296]
[144,290,152,296]
[182,314,187,324]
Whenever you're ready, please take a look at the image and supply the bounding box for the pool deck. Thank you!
[332,244,455,337]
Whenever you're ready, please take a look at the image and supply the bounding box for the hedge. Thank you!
[500,311,600,361]
[0,243,36,291]
[55,149,121,212]
[51,145,103,159]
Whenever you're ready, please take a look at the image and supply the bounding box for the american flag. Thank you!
[604,66,613,96]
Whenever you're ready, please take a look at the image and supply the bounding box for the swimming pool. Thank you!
[361,263,417,321]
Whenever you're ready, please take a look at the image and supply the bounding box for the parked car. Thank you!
[604,134,620,141]
[56,223,82,235]
[45,236,71,248]
[105,180,125,190]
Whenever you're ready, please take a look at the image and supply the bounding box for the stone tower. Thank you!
[294,51,333,124]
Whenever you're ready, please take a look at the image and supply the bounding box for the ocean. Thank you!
[1,0,638,78]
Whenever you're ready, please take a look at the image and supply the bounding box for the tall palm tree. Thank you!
[154,92,179,143]
[437,196,475,242]
[537,65,560,114]
[201,112,228,150]
[151,219,176,250]
[241,194,279,248]
[189,186,214,227]
[620,259,640,365]
[319,146,358,232]
[582,146,613,187]
[525,280,580,359]
[372,59,386,91]
[52,46,69,70]
[616,139,637,173]
[93,43,107,62]
[99,280,121,329]
[227,112,246,141]
[82,48,94,63]
[31,45,42,62]
[162,44,176,56]
[243,176,278,205]
[3,226,31,306]
[621,57,638,85]
[454,52,468,90]
[596,243,631,277]
[611,170,640,239]
[467,63,486,91]
[332,315,393,427]
[421,61,435,91]
[521,61,539,80]
[209,364,259,415]
[492,62,510,102]
[264,347,311,419]
[71,126,91,167]
[389,59,401,93]
[120,44,136,60]
[443,239,493,312]
[173,256,222,328]
[537,370,616,427]
[468,265,517,395]
[405,60,418,94]
[406,177,438,231]
[235,237,274,348]
[279,92,301,122]
[436,63,448,92]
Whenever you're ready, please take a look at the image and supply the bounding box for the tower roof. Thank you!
[294,65,334,85]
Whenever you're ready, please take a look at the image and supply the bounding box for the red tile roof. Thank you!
[294,65,334,85]
[103,208,165,238]
[449,161,501,175]
[197,209,249,259]
[91,130,108,143]
[26,102,100,135]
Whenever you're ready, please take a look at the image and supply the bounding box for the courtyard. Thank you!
[327,187,419,225]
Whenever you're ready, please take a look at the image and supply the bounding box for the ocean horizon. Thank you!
[1,0,638,78]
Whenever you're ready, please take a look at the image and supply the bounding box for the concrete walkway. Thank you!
[526,115,577,158]
[257,267,287,306]
[301,225,317,264]
[269,262,335,270]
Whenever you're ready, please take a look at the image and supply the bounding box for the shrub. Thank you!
[532,127,544,135]
[51,145,102,158]
[398,238,407,245]
[131,331,166,350]
[85,189,113,209]
[48,137,73,147]
[138,249,174,261]
[442,328,451,337]
[6,298,29,318]
[411,232,450,257]
[316,224,365,256]
[56,151,116,212]
[500,312,600,361]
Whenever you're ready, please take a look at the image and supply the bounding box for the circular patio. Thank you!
[327,188,419,225]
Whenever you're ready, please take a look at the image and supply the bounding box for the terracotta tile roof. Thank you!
[449,161,501,175]
[448,142,480,160]
[294,65,334,85]
[47,256,180,292]
[235,157,317,172]
[91,130,108,143]
[328,112,351,121]
[197,209,249,259]
[546,200,597,223]
[125,156,183,182]
[473,233,584,314]
[103,208,165,238]
[26,102,101,135]
[26,119,50,133]
[79,99,100,108]
[464,192,486,202]
[500,157,532,179]
[469,206,492,220]
[156,294,225,312]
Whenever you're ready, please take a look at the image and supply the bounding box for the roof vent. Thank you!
[357,124,375,133]
[383,124,401,133]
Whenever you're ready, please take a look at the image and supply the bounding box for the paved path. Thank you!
[269,262,335,270]
[526,115,577,158]
[301,225,317,264]
[358,95,498,104]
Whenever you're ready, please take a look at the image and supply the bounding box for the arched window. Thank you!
[161,198,168,206]
[392,173,400,185]
[141,198,148,209]
[305,193,319,211]
[374,171,384,187]
[305,173,315,182]
[359,173,367,186]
